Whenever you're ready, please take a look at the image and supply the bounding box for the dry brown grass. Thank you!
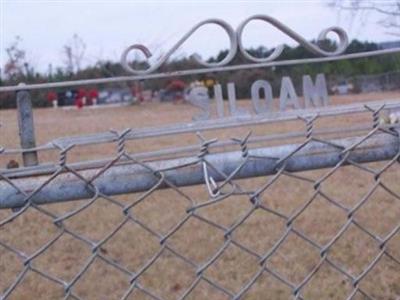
[1,92,400,300]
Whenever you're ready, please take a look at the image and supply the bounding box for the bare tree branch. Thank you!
[62,34,86,74]
[329,0,400,36]
[335,4,400,16]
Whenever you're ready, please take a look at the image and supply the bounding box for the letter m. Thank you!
[302,73,329,108]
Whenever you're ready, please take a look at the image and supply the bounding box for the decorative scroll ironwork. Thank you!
[121,14,349,75]
[237,14,349,63]
[121,19,238,75]
[1,11,400,300]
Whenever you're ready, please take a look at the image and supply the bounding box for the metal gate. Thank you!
[1,15,400,300]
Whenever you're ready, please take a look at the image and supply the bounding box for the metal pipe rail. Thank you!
[2,98,400,155]
[0,122,381,179]
[1,130,398,209]
[40,99,400,147]
[0,48,399,93]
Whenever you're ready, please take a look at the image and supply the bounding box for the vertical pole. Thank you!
[16,83,38,167]
[213,84,224,118]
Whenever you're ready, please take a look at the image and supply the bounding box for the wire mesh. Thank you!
[1,107,400,300]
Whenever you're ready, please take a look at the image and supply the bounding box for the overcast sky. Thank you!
[0,0,398,73]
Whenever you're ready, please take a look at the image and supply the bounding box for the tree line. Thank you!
[0,38,399,109]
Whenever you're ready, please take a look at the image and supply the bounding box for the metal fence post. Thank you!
[16,83,38,167]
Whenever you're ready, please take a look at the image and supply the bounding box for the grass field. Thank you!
[1,91,400,300]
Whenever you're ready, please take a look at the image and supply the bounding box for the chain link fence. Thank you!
[352,71,400,94]
[1,104,400,300]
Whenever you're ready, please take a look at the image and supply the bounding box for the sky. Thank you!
[0,0,398,74]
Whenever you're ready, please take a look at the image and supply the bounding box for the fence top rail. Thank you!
[0,48,399,93]
[1,98,400,155]
[1,127,399,208]
[3,122,399,180]
[1,14,400,93]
